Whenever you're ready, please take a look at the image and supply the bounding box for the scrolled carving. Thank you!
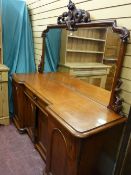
[114,79,123,93]
[57,0,91,31]
[114,96,124,114]
[112,79,124,115]
[112,21,130,42]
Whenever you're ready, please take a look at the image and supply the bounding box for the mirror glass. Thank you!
[44,27,121,92]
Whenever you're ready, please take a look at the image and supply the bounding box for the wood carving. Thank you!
[114,96,124,114]
[112,79,124,115]
[115,79,123,93]
[112,20,130,42]
[57,0,91,31]
[108,21,129,114]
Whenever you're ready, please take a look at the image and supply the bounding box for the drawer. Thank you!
[0,72,8,82]
[24,87,49,109]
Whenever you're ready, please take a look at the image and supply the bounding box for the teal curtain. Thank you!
[1,0,36,116]
[44,29,61,72]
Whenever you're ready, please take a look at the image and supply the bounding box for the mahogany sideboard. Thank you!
[12,72,127,175]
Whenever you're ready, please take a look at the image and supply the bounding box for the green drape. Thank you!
[44,29,61,72]
[2,0,36,116]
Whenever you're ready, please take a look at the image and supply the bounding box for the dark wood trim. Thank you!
[108,41,128,116]
[40,20,129,31]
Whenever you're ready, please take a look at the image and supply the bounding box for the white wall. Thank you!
[26,0,131,115]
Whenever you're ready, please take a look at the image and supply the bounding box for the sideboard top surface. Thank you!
[13,72,111,105]
[13,72,127,138]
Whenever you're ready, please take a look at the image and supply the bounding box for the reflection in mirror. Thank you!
[45,27,121,92]
[44,29,62,72]
[58,27,121,91]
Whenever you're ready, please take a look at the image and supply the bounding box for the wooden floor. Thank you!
[0,123,45,175]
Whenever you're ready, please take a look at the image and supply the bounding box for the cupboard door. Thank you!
[49,128,68,175]
[25,96,36,142]
[46,116,77,175]
[36,109,48,161]
[12,80,25,129]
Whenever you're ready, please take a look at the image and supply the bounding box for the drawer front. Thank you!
[24,87,48,109]
[0,72,8,82]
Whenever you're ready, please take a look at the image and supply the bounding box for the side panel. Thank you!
[12,80,25,129]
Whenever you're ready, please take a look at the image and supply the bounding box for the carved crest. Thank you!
[57,0,91,31]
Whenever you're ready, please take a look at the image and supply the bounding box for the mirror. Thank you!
[38,1,129,115]
[57,27,121,92]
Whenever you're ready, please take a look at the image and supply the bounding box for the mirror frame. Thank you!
[38,1,130,116]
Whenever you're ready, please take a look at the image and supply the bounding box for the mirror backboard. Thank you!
[38,18,129,115]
